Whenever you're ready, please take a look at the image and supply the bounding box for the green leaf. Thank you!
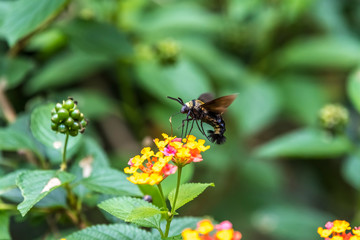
[137,3,220,37]
[168,183,214,211]
[25,52,110,94]
[30,103,82,159]
[255,128,353,158]
[70,137,111,198]
[347,68,360,113]
[64,19,133,58]
[252,205,333,240]
[0,128,40,156]
[81,168,142,197]
[135,59,212,103]
[138,164,194,208]
[0,2,12,30]
[0,170,26,195]
[74,137,110,168]
[181,37,246,85]
[0,211,10,240]
[98,197,161,228]
[1,0,67,46]
[234,80,281,136]
[126,206,162,222]
[0,56,35,89]
[17,170,75,216]
[277,37,360,69]
[65,223,157,240]
[279,75,328,125]
[163,217,203,237]
[342,153,360,190]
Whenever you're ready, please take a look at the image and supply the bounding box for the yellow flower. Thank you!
[148,173,163,185]
[176,148,191,159]
[318,227,332,238]
[181,229,201,240]
[125,142,177,185]
[124,166,137,174]
[125,133,209,184]
[331,236,344,240]
[182,219,242,240]
[197,219,214,234]
[332,220,351,233]
[216,229,234,240]
[141,147,154,158]
[353,228,360,236]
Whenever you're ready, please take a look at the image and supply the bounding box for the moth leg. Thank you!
[184,119,196,143]
[182,112,191,139]
[196,121,206,137]
[187,118,196,136]
[197,120,211,142]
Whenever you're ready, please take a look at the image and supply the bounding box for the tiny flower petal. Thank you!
[197,219,214,235]
[216,221,233,230]
[182,229,201,240]
[325,221,334,229]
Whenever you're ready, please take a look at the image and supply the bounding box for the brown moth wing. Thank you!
[201,94,237,114]
[198,93,215,103]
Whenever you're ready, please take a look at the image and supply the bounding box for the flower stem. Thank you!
[164,166,183,238]
[157,184,167,238]
[171,166,182,215]
[60,133,69,171]
[157,183,167,211]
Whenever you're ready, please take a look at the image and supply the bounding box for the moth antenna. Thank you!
[167,96,185,106]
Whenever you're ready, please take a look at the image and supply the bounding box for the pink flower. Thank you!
[325,221,334,229]
[172,138,182,142]
[163,145,177,156]
[128,158,134,166]
[216,220,233,230]
[162,164,178,178]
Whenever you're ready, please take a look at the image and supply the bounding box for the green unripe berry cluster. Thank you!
[319,104,349,134]
[51,98,88,136]
[155,38,180,66]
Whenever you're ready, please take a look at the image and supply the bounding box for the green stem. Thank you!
[157,183,167,238]
[171,166,182,215]
[60,133,69,171]
[157,183,167,211]
[164,166,183,238]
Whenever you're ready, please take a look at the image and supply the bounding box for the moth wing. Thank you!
[198,93,215,103]
[201,94,237,114]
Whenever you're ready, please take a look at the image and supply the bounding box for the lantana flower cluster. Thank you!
[124,134,210,185]
[154,134,210,167]
[318,220,360,240]
[182,219,242,240]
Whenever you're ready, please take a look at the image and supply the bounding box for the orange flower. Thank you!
[197,219,214,235]
[154,134,210,167]
[333,220,351,234]
[182,229,201,240]
[124,146,177,185]
[318,227,333,238]
[318,220,357,240]
[181,219,241,240]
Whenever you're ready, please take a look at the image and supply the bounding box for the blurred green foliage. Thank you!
[1,0,360,239]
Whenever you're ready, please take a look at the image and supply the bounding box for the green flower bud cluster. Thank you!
[319,104,349,133]
[155,39,180,65]
[51,98,88,136]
